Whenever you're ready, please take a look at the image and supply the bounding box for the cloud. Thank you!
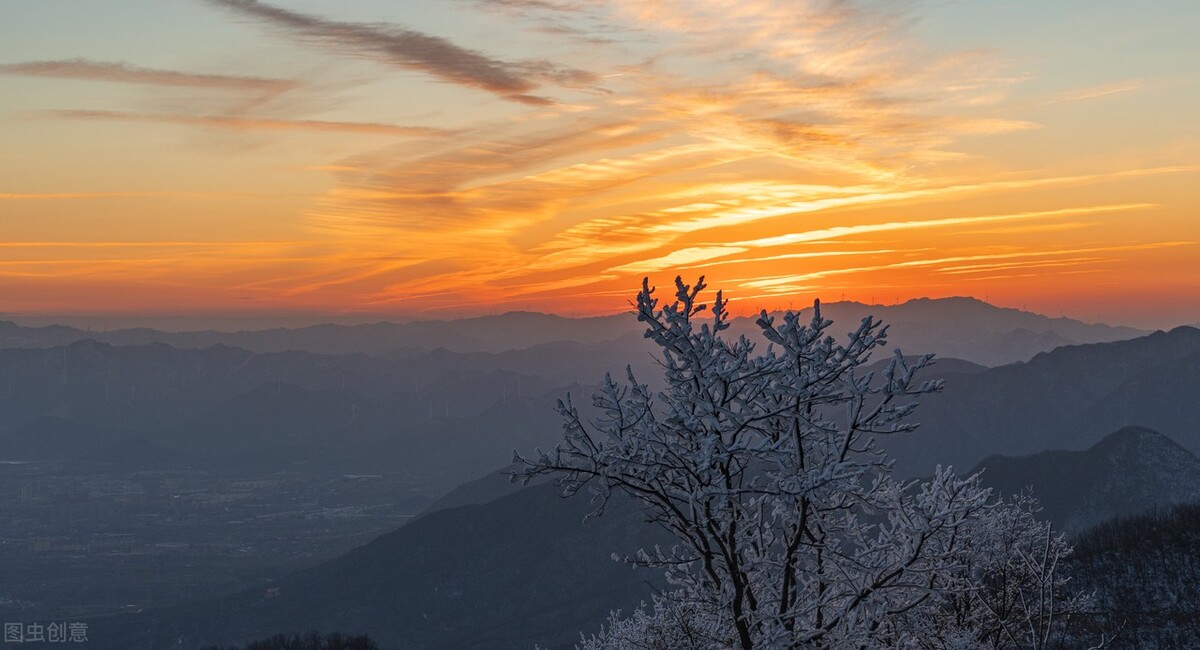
[730,204,1156,249]
[0,192,154,201]
[0,58,297,94]
[202,0,595,104]
[1032,81,1142,108]
[44,109,453,137]
[680,248,902,271]
[0,191,251,201]
[265,0,1049,308]
[0,240,327,286]
[935,257,1105,275]
[0,241,309,247]
[30,0,1164,316]
[305,117,674,239]
[731,241,1194,290]
[606,245,749,274]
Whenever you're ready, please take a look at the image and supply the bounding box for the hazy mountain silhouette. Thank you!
[0,312,637,356]
[727,297,1146,366]
[2,322,1193,496]
[0,298,1147,366]
[2,322,1194,492]
[972,426,1200,533]
[0,340,588,489]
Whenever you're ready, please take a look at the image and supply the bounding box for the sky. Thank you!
[1,0,1197,329]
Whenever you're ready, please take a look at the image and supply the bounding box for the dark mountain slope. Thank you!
[92,482,669,650]
[1082,347,1200,438]
[1068,502,1200,648]
[888,326,1200,475]
[971,426,1200,532]
[419,467,527,514]
[94,426,1200,649]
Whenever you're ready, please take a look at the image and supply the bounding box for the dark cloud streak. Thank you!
[0,59,298,94]
[202,0,594,104]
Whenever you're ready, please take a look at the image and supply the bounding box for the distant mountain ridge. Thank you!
[0,312,637,356]
[727,297,1147,367]
[0,340,577,491]
[1,318,1194,490]
[0,297,1149,366]
[0,321,1192,492]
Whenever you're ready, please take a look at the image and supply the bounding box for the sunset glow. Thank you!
[2,0,1197,328]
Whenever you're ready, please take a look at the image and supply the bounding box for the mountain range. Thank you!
[1,297,1195,648]
[87,425,1200,649]
[0,297,1147,366]
[1,305,1195,501]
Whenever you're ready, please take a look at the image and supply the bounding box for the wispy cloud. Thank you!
[276,0,1128,309]
[606,245,749,274]
[0,191,257,201]
[43,109,453,137]
[0,241,328,286]
[307,118,675,238]
[0,241,309,247]
[196,0,1200,313]
[0,59,298,94]
[202,0,595,104]
[679,248,903,271]
[7,0,1193,318]
[731,204,1156,249]
[1031,81,1142,108]
[935,257,1105,275]
[732,241,1195,291]
[0,192,159,201]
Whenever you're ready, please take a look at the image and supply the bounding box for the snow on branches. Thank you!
[515,277,1095,649]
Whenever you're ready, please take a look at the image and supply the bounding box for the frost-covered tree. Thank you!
[515,276,1006,648]
[898,494,1109,649]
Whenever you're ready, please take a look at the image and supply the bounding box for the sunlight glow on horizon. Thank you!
[1,0,1197,330]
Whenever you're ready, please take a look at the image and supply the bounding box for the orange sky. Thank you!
[1,0,1197,329]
